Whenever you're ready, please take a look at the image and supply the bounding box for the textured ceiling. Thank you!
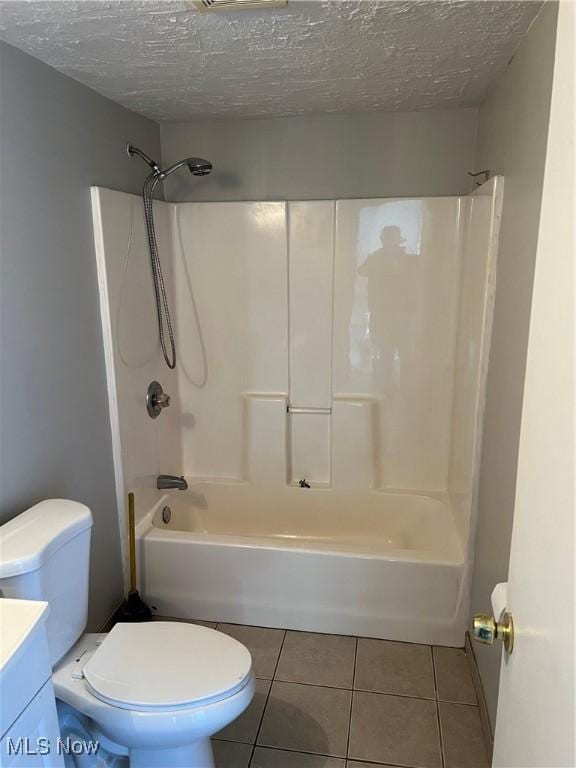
[0,0,542,121]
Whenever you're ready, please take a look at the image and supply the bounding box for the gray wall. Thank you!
[160,107,478,201]
[470,2,558,729]
[0,42,161,628]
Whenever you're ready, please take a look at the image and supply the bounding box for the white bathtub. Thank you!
[138,484,467,646]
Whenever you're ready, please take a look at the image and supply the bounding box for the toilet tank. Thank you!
[0,500,93,666]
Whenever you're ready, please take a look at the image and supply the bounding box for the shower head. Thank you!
[156,156,212,180]
[127,143,213,180]
[186,158,213,177]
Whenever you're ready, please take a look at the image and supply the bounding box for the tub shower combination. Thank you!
[92,175,503,646]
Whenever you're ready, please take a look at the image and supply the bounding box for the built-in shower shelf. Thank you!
[287,406,332,415]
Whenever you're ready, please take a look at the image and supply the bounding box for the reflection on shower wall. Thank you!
[334,198,461,492]
[92,179,502,556]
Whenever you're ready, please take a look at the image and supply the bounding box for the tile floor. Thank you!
[183,620,489,768]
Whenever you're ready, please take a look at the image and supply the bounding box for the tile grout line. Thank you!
[248,629,288,766]
[242,741,412,766]
[251,675,460,703]
[432,647,446,768]
[345,636,359,761]
[235,736,432,768]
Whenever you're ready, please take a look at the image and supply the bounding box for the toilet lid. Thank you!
[83,622,252,711]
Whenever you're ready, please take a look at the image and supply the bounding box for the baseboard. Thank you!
[465,631,494,761]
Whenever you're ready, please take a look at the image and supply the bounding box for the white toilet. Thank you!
[0,499,255,767]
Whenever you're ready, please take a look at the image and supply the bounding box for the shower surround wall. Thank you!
[92,179,502,645]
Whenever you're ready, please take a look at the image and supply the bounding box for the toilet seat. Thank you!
[82,622,252,711]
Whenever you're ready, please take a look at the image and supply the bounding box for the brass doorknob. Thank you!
[472,612,514,654]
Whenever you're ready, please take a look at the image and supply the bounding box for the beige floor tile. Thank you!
[433,647,477,704]
[275,631,356,688]
[439,702,489,768]
[216,679,271,744]
[218,624,285,679]
[212,739,252,768]
[257,681,351,757]
[252,747,345,767]
[348,691,442,767]
[355,638,435,698]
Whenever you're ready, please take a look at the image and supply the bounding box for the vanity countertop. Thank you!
[0,598,49,671]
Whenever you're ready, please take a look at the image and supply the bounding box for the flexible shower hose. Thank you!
[143,173,176,369]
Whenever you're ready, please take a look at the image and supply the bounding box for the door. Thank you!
[492,3,575,766]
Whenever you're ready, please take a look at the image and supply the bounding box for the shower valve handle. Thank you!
[155,392,171,408]
[146,381,171,419]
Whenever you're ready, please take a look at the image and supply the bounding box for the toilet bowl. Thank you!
[52,623,255,767]
[0,500,255,767]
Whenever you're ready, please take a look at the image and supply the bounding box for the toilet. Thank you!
[0,499,255,767]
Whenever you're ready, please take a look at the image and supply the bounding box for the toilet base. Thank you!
[130,741,214,768]
[58,702,215,768]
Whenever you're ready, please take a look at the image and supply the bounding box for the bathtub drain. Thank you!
[161,505,172,524]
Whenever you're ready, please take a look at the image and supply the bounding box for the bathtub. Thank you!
[138,484,467,646]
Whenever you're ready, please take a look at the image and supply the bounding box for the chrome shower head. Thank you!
[186,158,213,177]
[127,143,213,180]
[158,156,212,180]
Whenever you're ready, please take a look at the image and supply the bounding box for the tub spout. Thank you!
[157,475,188,491]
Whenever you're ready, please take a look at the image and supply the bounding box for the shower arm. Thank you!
[127,143,161,175]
